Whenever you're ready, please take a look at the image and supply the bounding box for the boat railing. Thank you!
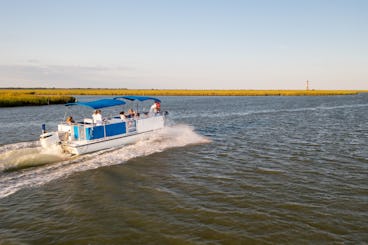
[64,112,165,142]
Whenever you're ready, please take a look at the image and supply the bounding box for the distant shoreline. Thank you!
[0,88,365,107]
[0,88,365,96]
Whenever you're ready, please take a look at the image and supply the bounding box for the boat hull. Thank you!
[61,129,159,155]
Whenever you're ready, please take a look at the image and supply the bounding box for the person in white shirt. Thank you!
[150,102,160,115]
[150,103,157,113]
[92,109,103,125]
[119,111,126,120]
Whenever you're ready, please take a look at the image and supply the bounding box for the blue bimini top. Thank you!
[65,99,126,109]
[113,96,161,103]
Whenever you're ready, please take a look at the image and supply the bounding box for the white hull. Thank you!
[61,129,159,155]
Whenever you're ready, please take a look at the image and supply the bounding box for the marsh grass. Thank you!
[0,91,76,107]
[0,88,361,107]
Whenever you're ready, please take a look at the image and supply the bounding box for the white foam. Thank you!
[0,124,209,199]
[0,141,39,154]
[0,141,67,172]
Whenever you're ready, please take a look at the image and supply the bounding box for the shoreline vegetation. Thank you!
[0,88,365,107]
[0,90,76,107]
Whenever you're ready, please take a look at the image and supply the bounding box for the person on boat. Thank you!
[155,102,161,112]
[66,116,75,125]
[127,109,135,118]
[119,111,126,120]
[92,109,103,125]
[150,101,161,115]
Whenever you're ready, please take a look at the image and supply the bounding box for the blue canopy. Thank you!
[65,99,126,109]
[114,96,161,103]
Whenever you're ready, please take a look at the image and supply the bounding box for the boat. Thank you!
[39,96,167,155]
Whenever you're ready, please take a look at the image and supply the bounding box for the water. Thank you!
[0,95,367,244]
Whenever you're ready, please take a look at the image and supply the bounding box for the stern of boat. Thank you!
[40,131,60,149]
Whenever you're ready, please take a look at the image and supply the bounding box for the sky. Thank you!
[0,0,367,89]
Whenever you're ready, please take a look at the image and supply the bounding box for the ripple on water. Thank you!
[1,95,368,243]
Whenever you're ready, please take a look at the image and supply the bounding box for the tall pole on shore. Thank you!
[306,80,310,91]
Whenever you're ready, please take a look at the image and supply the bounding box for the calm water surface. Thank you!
[0,95,367,244]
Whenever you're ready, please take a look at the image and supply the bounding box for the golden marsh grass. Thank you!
[0,88,362,107]
[0,90,76,107]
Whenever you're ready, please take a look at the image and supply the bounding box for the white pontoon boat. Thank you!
[40,96,167,155]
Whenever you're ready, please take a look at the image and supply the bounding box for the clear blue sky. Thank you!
[0,0,367,89]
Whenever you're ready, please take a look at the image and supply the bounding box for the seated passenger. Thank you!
[127,109,135,118]
[120,111,126,120]
[66,116,75,125]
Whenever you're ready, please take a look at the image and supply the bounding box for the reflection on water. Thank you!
[0,95,368,243]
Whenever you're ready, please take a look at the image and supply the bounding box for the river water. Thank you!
[0,95,367,244]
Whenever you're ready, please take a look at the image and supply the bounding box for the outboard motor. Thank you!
[40,124,60,149]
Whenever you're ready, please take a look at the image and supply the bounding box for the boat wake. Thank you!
[0,142,67,172]
[0,124,209,199]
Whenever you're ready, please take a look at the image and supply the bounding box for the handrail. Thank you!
[65,113,166,142]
